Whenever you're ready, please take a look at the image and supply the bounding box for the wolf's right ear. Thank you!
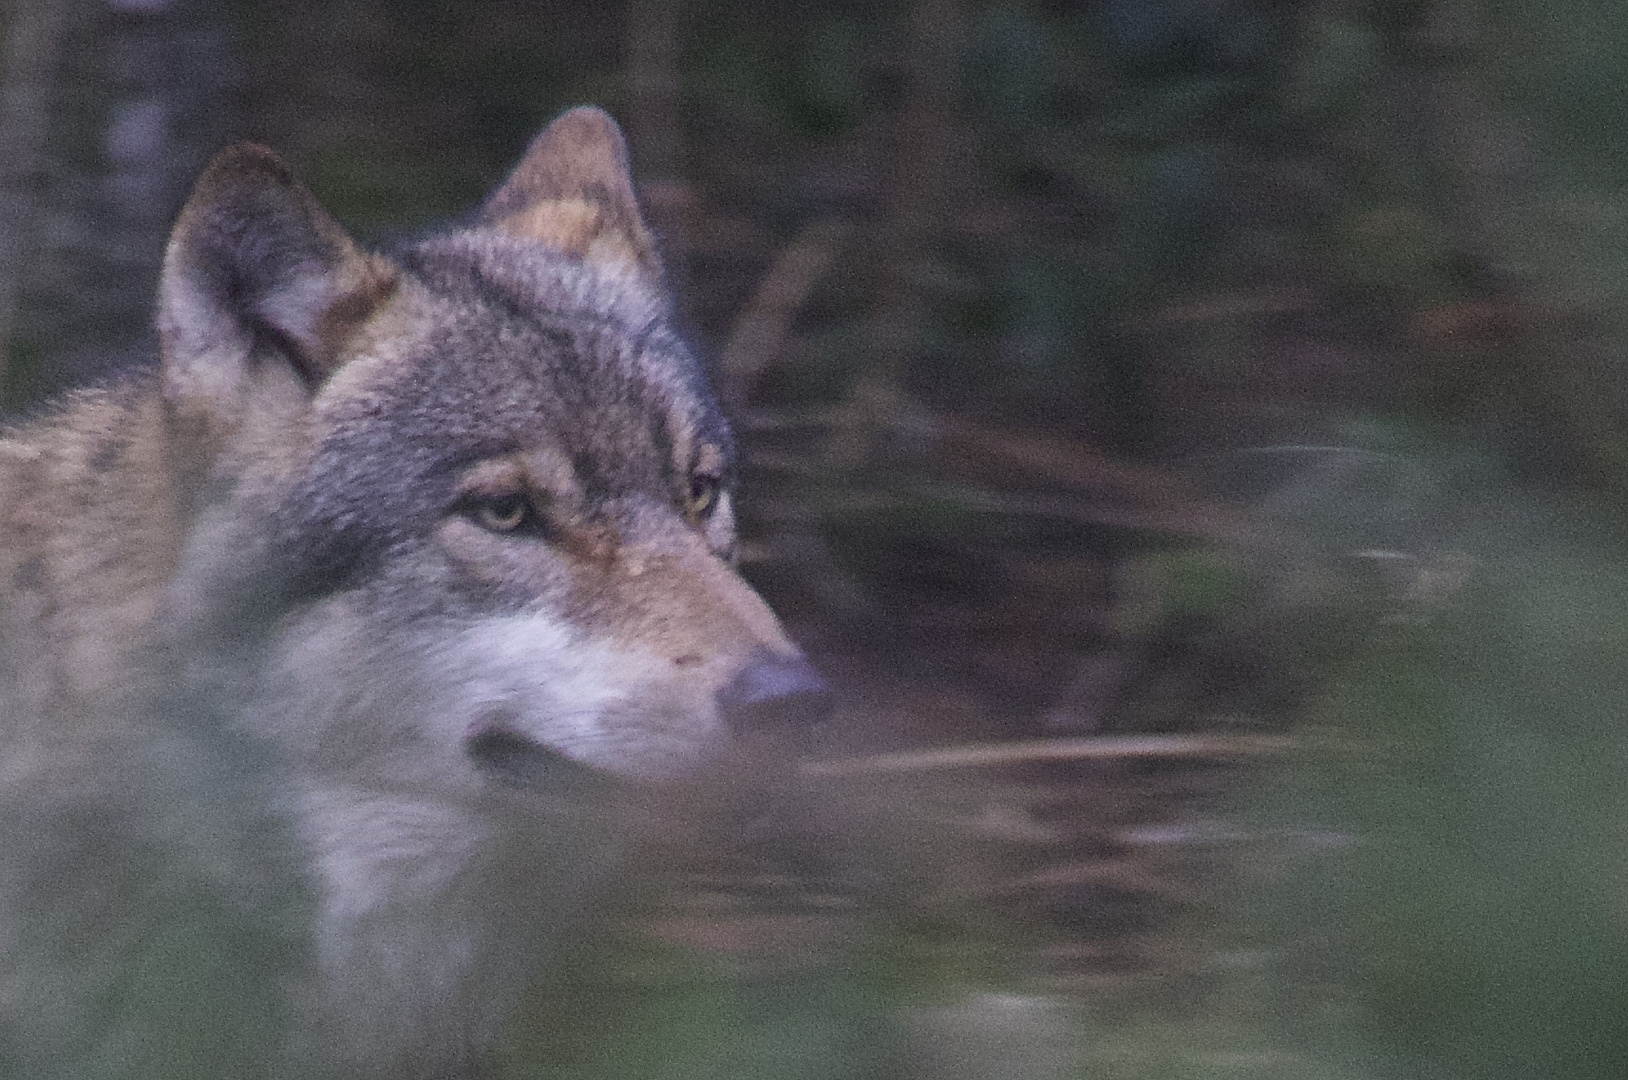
[158,145,398,429]
[478,107,662,282]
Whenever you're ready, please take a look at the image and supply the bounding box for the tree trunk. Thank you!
[0,0,72,406]
[5,0,239,406]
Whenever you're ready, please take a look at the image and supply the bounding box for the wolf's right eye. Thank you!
[468,493,533,534]
[685,473,722,521]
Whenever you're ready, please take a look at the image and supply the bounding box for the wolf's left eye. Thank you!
[468,493,534,534]
[686,473,722,520]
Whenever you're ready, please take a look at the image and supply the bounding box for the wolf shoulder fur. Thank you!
[0,107,827,1079]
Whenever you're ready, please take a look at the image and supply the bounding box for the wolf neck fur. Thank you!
[0,379,181,711]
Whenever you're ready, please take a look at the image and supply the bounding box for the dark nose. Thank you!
[717,647,833,737]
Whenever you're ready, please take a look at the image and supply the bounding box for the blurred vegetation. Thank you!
[6,0,1628,1077]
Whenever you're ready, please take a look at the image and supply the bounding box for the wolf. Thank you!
[0,107,828,1078]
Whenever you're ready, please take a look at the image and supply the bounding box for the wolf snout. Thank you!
[716,647,833,738]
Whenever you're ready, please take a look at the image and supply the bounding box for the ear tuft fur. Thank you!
[158,144,398,428]
[479,107,661,280]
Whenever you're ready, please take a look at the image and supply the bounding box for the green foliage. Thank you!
[691,13,884,142]
[1146,548,1252,621]
[1482,0,1628,177]
[0,338,45,411]
[1241,498,1628,1079]
[494,934,930,1080]
[301,137,483,239]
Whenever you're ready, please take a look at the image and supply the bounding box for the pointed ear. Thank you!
[478,107,662,280]
[158,144,398,426]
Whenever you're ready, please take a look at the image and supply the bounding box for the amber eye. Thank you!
[686,473,722,520]
[470,492,532,533]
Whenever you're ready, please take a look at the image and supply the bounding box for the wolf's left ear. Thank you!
[479,107,662,281]
[158,144,399,427]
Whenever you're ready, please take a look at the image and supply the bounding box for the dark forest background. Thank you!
[5,1,1628,1077]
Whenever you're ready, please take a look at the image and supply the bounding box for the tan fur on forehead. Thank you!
[312,276,438,403]
[309,253,400,366]
[693,441,726,476]
[663,409,706,479]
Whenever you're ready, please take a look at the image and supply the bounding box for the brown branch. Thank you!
[719,217,854,408]
[998,859,1206,905]
[800,734,1293,778]
[743,390,1259,545]
[932,411,1256,544]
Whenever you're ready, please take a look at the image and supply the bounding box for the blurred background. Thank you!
[5,0,1628,1076]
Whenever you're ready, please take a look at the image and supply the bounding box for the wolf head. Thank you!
[154,108,828,784]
